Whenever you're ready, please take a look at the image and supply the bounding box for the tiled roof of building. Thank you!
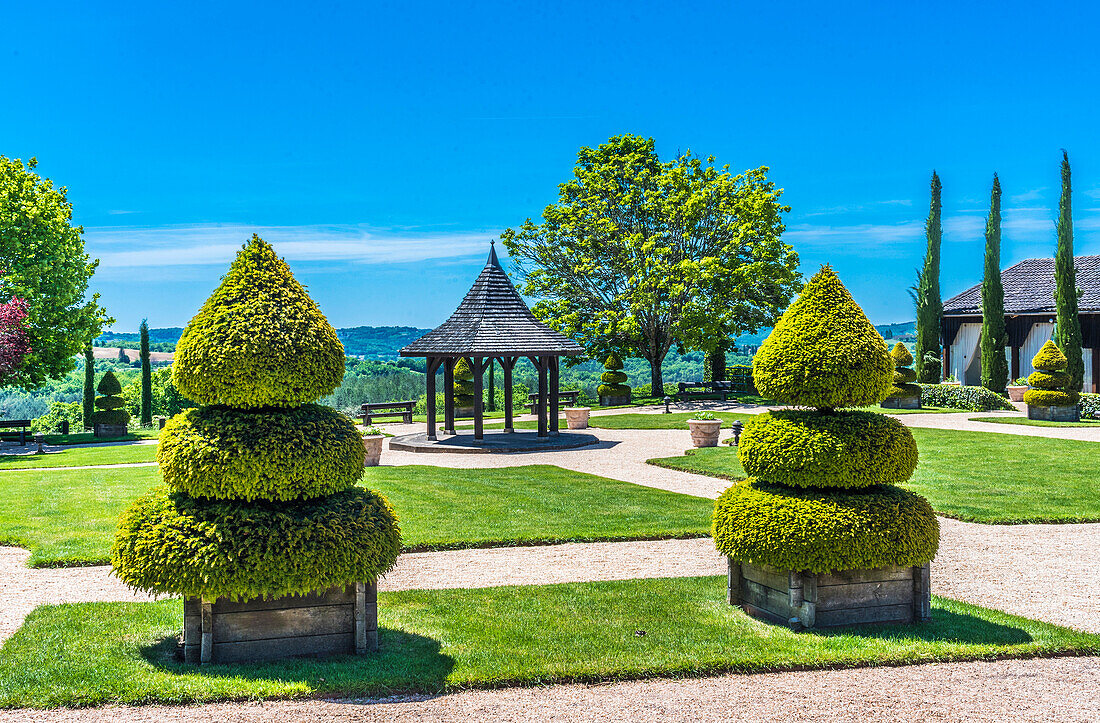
[943,255,1100,315]
[400,244,584,357]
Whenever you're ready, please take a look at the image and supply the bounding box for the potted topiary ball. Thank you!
[92,371,130,437]
[713,266,938,629]
[112,235,401,664]
[598,353,631,406]
[881,342,921,409]
[1023,341,1080,421]
[453,358,476,418]
[362,426,385,466]
[688,411,723,447]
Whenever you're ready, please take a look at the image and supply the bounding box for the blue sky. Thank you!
[5,1,1100,332]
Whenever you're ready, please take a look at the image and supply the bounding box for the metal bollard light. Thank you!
[663,396,672,414]
[34,432,45,455]
[731,420,744,445]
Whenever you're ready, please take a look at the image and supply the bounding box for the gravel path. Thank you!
[2,656,1096,722]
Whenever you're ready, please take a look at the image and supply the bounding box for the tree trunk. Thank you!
[650,359,663,396]
[710,349,727,381]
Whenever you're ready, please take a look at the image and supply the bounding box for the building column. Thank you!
[443,358,456,435]
[549,355,560,436]
[1011,347,1021,383]
[425,357,441,440]
[472,357,485,441]
[502,356,516,433]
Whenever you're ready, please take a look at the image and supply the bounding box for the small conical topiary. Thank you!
[172,235,346,409]
[714,266,938,577]
[753,266,893,409]
[453,358,475,410]
[883,342,921,404]
[1023,340,1080,407]
[598,352,631,399]
[92,371,130,426]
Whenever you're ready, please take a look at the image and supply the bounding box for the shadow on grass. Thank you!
[139,627,456,696]
[812,607,1033,646]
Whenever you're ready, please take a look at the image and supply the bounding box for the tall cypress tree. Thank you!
[1054,151,1085,392]
[83,342,95,429]
[913,171,943,383]
[980,175,1008,393]
[139,319,153,426]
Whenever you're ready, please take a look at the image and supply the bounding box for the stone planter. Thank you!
[1027,404,1079,422]
[599,394,631,407]
[93,423,128,438]
[455,406,475,419]
[728,560,931,629]
[182,583,377,664]
[1006,385,1027,402]
[362,435,384,466]
[564,407,591,430]
[880,395,921,410]
[688,419,723,447]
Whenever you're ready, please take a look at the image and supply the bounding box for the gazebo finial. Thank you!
[487,240,501,267]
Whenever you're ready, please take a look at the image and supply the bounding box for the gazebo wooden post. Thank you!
[549,355,560,436]
[472,357,485,441]
[502,356,516,433]
[425,357,441,440]
[443,357,456,435]
[535,356,549,438]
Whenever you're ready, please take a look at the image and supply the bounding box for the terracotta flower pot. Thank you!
[688,419,723,448]
[1006,385,1027,402]
[362,435,384,466]
[564,407,591,429]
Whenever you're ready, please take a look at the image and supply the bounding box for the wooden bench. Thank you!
[527,390,580,414]
[676,381,735,402]
[359,401,415,425]
[0,419,32,445]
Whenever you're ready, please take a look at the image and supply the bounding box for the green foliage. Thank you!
[1054,151,1085,391]
[1023,389,1079,407]
[157,405,365,502]
[889,341,914,367]
[600,369,629,384]
[980,175,1009,394]
[139,320,152,427]
[453,358,476,407]
[1031,340,1068,372]
[886,342,920,400]
[82,344,94,430]
[112,486,401,600]
[96,370,122,396]
[502,134,800,392]
[711,479,939,572]
[603,353,624,371]
[690,411,719,421]
[30,401,82,434]
[0,156,111,388]
[91,371,129,426]
[913,171,943,383]
[738,411,917,489]
[916,383,1015,411]
[172,235,345,408]
[1027,370,1069,389]
[1081,393,1100,420]
[753,266,893,409]
[1027,340,1079,406]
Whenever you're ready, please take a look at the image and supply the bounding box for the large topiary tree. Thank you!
[714,266,939,575]
[597,352,631,403]
[882,342,920,408]
[91,370,130,427]
[112,235,401,606]
[1023,340,1079,411]
[453,357,475,413]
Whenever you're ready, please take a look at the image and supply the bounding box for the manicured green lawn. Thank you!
[1,576,1095,708]
[0,465,712,567]
[0,443,158,470]
[648,427,1100,523]
[969,416,1100,428]
[39,429,161,446]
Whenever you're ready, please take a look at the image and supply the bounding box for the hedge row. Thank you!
[1081,393,1100,419]
[917,383,1015,412]
[738,410,918,489]
[157,404,365,501]
[712,479,940,573]
[112,486,402,600]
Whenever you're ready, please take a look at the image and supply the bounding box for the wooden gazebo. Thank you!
[400,243,584,441]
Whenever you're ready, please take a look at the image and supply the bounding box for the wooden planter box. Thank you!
[93,423,128,438]
[1027,404,1079,422]
[880,396,920,410]
[599,394,631,407]
[728,560,931,629]
[182,583,377,664]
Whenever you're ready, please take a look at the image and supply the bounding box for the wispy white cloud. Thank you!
[106,209,136,215]
[878,199,912,207]
[1010,187,1047,203]
[83,223,498,270]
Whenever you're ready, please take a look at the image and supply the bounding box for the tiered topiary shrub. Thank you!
[881,342,921,409]
[112,235,401,665]
[1023,340,1080,422]
[713,266,938,629]
[453,357,476,417]
[91,371,130,436]
[598,353,631,406]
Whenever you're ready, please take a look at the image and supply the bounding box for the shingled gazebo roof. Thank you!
[944,254,1100,315]
[400,244,584,358]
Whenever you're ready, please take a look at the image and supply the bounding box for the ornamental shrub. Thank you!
[884,342,920,401]
[1024,340,1079,407]
[598,353,631,399]
[753,266,893,409]
[1080,393,1100,419]
[713,266,938,576]
[916,383,1015,412]
[113,237,401,602]
[172,235,346,409]
[92,371,130,426]
[453,358,475,408]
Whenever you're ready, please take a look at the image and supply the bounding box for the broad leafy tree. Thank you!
[0,156,111,388]
[501,135,800,391]
[913,172,943,383]
[980,175,1008,393]
[1054,151,1084,391]
[0,295,30,384]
